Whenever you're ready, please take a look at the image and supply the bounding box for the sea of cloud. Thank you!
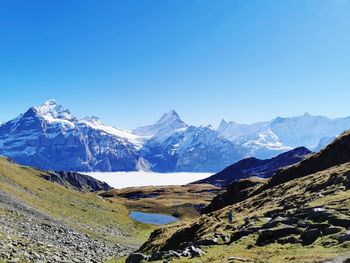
[83,171,212,189]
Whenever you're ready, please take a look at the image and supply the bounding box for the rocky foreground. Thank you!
[0,190,131,262]
[0,156,154,263]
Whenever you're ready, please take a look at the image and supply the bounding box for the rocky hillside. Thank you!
[41,171,112,192]
[201,177,266,214]
[0,157,154,262]
[132,132,350,262]
[267,130,350,188]
[197,147,311,187]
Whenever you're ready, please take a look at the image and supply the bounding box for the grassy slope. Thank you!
[0,157,156,247]
[140,163,350,262]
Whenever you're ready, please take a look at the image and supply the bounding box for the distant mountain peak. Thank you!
[33,99,76,123]
[219,119,228,127]
[157,110,181,124]
[133,110,187,137]
[44,99,57,105]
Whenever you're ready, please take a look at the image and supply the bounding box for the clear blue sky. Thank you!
[0,0,349,129]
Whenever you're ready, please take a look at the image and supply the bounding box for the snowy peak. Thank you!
[157,110,181,124]
[32,99,77,123]
[133,110,187,137]
[80,116,143,148]
[217,113,350,156]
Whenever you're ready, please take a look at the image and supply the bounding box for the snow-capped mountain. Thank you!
[217,113,350,159]
[133,110,244,172]
[0,100,142,171]
[1,100,350,173]
[140,124,244,172]
[133,110,187,137]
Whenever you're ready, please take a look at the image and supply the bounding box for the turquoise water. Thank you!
[129,211,179,225]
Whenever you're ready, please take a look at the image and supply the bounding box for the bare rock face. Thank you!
[42,171,112,192]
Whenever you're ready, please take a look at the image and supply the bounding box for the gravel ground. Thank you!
[0,190,132,262]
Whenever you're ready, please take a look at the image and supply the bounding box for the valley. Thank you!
[100,183,221,219]
[2,2,349,262]
[1,117,350,262]
[2,129,350,262]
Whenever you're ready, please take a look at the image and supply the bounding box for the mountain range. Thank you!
[135,129,350,262]
[197,146,311,187]
[1,100,350,172]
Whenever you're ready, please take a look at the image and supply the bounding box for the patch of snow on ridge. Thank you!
[83,171,212,189]
[248,129,292,150]
[81,116,147,148]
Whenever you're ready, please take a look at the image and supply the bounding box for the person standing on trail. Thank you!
[228,210,233,224]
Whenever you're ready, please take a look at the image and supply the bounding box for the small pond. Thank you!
[129,211,179,225]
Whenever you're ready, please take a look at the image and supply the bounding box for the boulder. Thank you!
[189,246,205,257]
[196,237,218,246]
[282,217,299,226]
[181,249,192,257]
[301,228,321,245]
[256,226,302,246]
[321,226,342,236]
[307,223,331,229]
[228,256,249,262]
[276,236,300,245]
[126,253,150,263]
[262,216,299,229]
[149,250,181,261]
[297,220,308,228]
[230,230,254,243]
[307,208,333,222]
[337,231,350,244]
[329,217,350,229]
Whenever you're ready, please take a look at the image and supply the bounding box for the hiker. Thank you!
[228,210,233,224]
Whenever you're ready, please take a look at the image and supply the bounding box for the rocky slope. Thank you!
[0,157,154,262]
[201,177,266,214]
[132,131,350,262]
[197,147,311,187]
[0,189,127,262]
[41,171,112,192]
